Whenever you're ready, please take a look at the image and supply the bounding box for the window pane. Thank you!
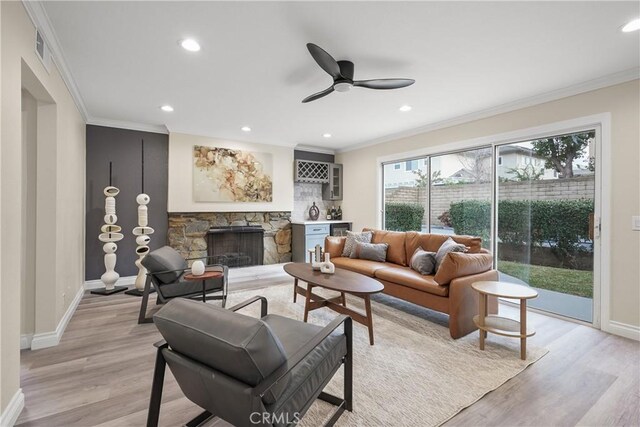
[496,131,595,322]
[384,159,428,232]
[429,147,492,249]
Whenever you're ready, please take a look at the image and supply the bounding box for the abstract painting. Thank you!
[193,145,273,202]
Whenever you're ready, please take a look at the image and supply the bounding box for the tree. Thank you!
[531,131,594,178]
[506,164,544,181]
[456,148,492,183]
[411,169,442,188]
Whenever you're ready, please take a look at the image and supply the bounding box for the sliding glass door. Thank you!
[381,128,598,323]
[495,131,596,322]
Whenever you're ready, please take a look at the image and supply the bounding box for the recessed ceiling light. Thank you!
[622,18,640,33]
[399,105,412,112]
[160,105,174,112]
[322,133,332,138]
[241,126,251,132]
[180,38,201,52]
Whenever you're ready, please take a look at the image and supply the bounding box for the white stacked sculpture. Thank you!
[131,193,154,294]
[126,140,155,296]
[92,163,127,295]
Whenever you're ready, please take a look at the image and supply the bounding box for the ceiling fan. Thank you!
[302,43,415,103]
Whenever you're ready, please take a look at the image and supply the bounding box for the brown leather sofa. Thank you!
[325,229,499,339]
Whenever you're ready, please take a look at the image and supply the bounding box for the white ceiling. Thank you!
[41,1,639,151]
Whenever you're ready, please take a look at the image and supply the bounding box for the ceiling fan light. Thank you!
[180,38,201,52]
[334,82,352,92]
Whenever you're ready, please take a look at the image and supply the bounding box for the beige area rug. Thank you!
[224,284,548,427]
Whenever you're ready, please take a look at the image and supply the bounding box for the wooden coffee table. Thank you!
[284,262,384,345]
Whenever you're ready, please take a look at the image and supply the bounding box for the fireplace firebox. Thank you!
[207,226,264,268]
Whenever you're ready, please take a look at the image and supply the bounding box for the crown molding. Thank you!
[337,67,640,153]
[87,117,169,135]
[22,0,89,122]
[294,144,336,155]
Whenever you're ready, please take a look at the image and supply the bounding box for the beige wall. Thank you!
[337,80,640,329]
[168,132,293,213]
[1,1,85,415]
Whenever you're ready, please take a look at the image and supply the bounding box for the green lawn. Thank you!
[497,260,593,299]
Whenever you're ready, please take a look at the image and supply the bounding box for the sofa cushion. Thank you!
[342,230,373,257]
[434,252,494,285]
[375,266,449,297]
[435,237,468,271]
[350,242,389,262]
[364,229,408,266]
[409,247,437,275]
[332,257,388,277]
[142,246,188,284]
[405,232,482,261]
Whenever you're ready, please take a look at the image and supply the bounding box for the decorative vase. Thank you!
[320,253,335,274]
[191,260,205,276]
[312,244,324,270]
[308,202,319,221]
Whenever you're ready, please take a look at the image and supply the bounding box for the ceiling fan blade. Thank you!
[302,86,334,103]
[353,79,415,90]
[307,43,342,80]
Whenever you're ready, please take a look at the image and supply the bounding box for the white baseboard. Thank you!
[30,285,84,350]
[604,320,640,341]
[20,334,33,350]
[84,275,136,290]
[0,388,24,427]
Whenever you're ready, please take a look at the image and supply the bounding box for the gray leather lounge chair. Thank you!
[137,246,228,324]
[147,297,353,427]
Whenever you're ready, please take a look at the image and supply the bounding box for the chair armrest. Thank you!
[227,296,268,318]
[153,339,168,349]
[252,315,352,398]
[325,236,347,259]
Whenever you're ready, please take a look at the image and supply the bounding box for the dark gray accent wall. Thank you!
[86,125,169,280]
[294,149,335,163]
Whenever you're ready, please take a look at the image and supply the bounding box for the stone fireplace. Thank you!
[167,212,292,266]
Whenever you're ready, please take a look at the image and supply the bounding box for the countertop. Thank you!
[290,219,353,225]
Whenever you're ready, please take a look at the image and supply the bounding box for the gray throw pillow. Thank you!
[342,230,373,257]
[435,237,467,271]
[410,247,437,275]
[350,242,389,262]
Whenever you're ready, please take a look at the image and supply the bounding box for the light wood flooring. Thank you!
[17,270,640,427]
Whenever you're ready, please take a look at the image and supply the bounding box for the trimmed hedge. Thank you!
[385,203,424,232]
[449,199,594,263]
